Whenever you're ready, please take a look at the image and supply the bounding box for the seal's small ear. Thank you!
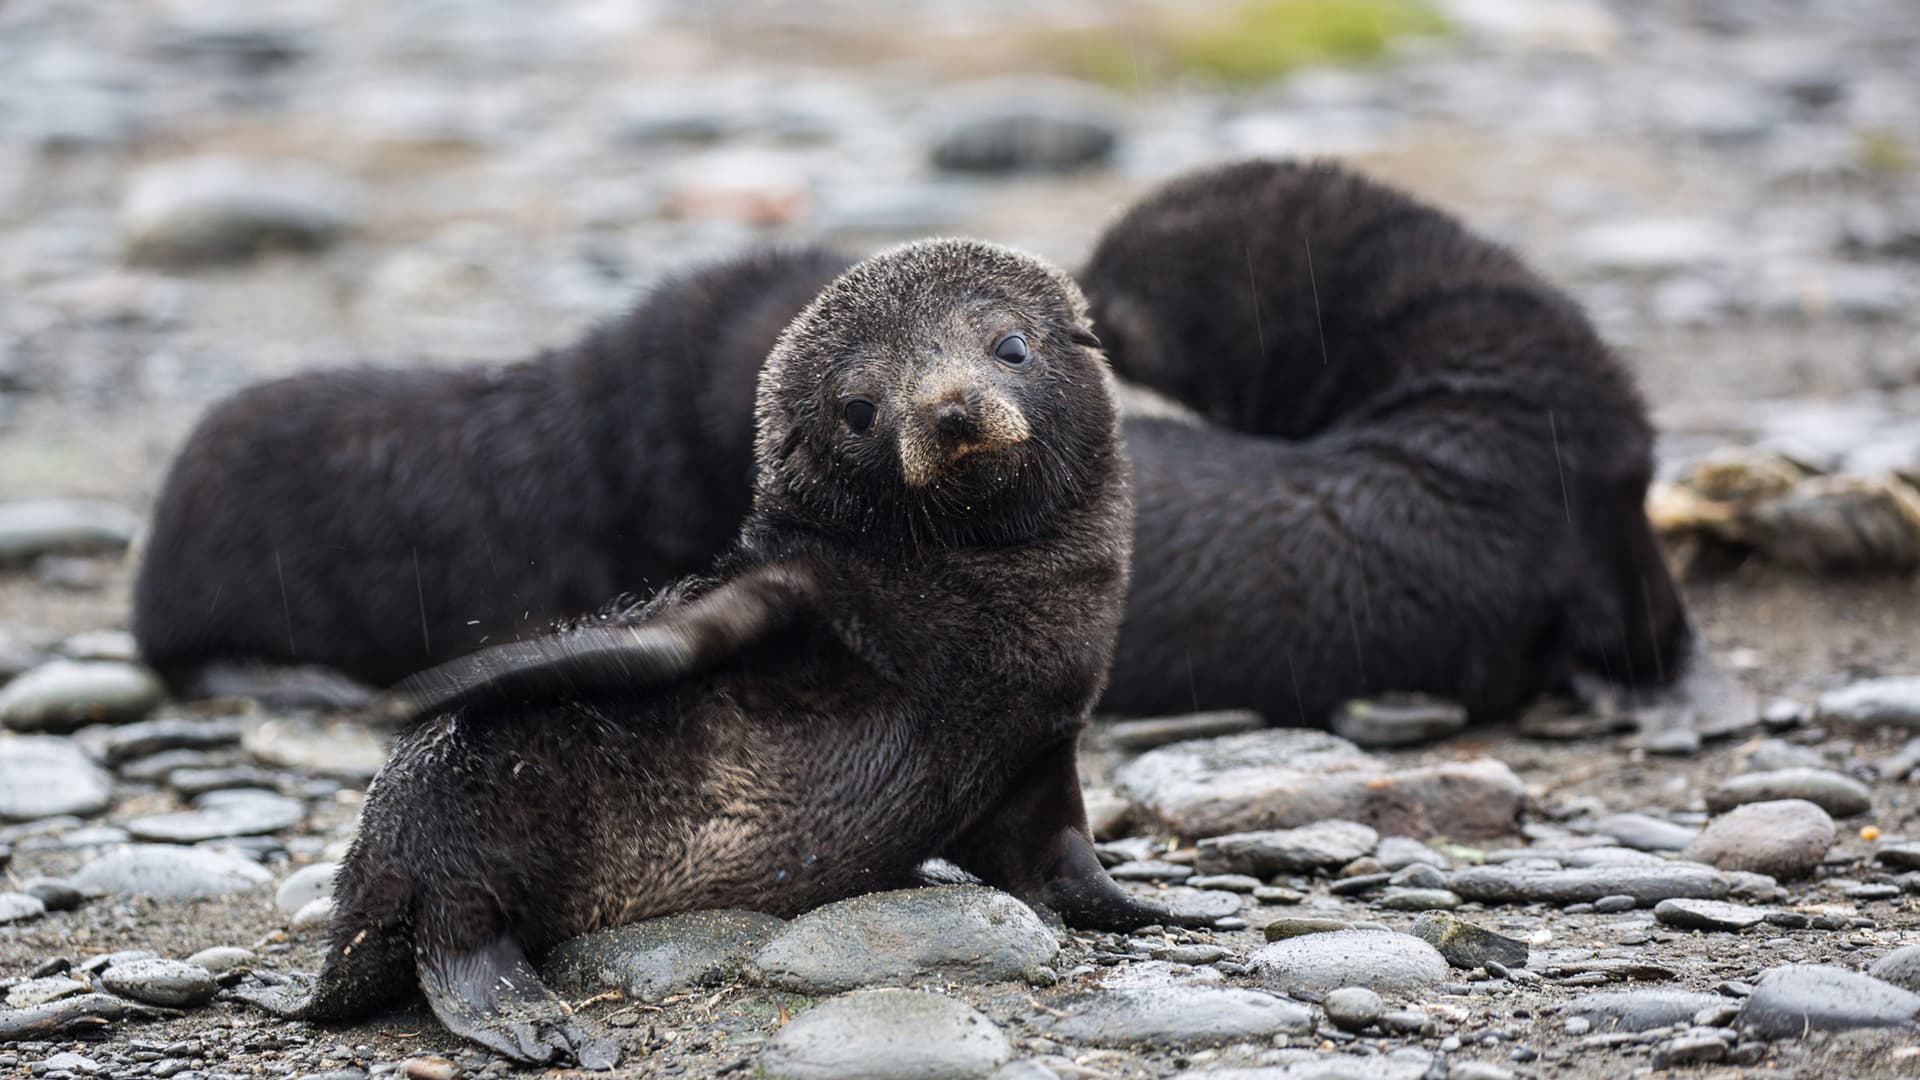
[393,563,821,721]
[1069,327,1103,350]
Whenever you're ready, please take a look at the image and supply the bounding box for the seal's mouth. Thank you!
[947,435,1024,462]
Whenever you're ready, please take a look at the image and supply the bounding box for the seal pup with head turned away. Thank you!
[130,246,853,704]
[1082,159,1694,724]
[235,239,1190,1068]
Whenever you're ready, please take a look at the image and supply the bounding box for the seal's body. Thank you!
[238,241,1182,1068]
[1086,160,1689,722]
[131,247,853,699]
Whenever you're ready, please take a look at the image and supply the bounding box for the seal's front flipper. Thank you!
[945,737,1213,932]
[417,934,619,1070]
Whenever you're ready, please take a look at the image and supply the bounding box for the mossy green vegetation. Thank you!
[1857,129,1915,178]
[1073,0,1449,90]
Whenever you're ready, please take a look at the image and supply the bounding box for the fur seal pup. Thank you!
[130,246,853,702]
[235,240,1189,1068]
[1082,159,1692,723]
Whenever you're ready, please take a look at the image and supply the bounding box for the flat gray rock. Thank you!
[1706,768,1871,817]
[1653,898,1771,931]
[1376,887,1460,911]
[1248,929,1448,995]
[0,890,47,924]
[5,975,89,1008]
[1103,711,1262,750]
[760,989,1010,1080]
[1591,812,1698,852]
[72,844,273,898]
[1114,730,1523,839]
[1870,945,1920,992]
[1195,821,1379,876]
[1820,675,1920,727]
[1449,863,1728,905]
[1739,965,1920,1039]
[98,717,248,765]
[1411,913,1528,969]
[1562,989,1728,1032]
[752,886,1056,994]
[1374,837,1447,870]
[1682,799,1834,880]
[98,957,219,1007]
[185,946,255,976]
[121,155,360,265]
[1331,695,1467,748]
[1032,987,1313,1046]
[929,77,1121,176]
[0,660,164,732]
[1197,1050,1435,1080]
[242,718,386,781]
[544,909,785,1002]
[0,735,114,820]
[125,789,305,842]
[0,499,139,563]
[273,861,340,915]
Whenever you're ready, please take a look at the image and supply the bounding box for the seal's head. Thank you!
[753,239,1120,549]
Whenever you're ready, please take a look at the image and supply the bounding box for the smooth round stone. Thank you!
[1032,987,1313,1046]
[186,946,256,976]
[1591,812,1698,853]
[21,877,86,911]
[1195,820,1380,876]
[759,989,1010,1080]
[126,789,305,843]
[72,844,273,898]
[1653,898,1770,931]
[0,660,164,732]
[1411,913,1529,970]
[545,909,786,1002]
[291,896,334,930]
[242,718,386,781]
[120,155,361,265]
[0,735,114,820]
[98,956,219,1007]
[1818,675,1920,727]
[752,887,1056,994]
[1375,837,1448,870]
[1705,768,1871,818]
[274,861,340,914]
[1593,895,1639,913]
[1387,863,1448,889]
[1249,930,1448,995]
[928,77,1121,176]
[1376,887,1461,911]
[1869,945,1920,992]
[1333,695,1468,748]
[1683,799,1835,881]
[0,500,139,563]
[1738,965,1920,1038]
[1562,990,1728,1032]
[0,891,48,924]
[1324,986,1385,1031]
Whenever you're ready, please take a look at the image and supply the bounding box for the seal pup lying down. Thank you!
[131,247,853,702]
[1081,160,1694,723]
[235,240,1187,1067]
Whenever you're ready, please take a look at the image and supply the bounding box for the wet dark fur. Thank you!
[1084,160,1691,723]
[245,241,1186,1066]
[131,247,853,694]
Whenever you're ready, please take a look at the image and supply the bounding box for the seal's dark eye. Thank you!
[843,398,876,433]
[993,332,1030,367]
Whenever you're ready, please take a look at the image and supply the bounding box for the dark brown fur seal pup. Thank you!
[235,240,1187,1067]
[130,246,853,702]
[1082,160,1692,723]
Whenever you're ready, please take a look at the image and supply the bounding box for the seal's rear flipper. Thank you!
[418,934,619,1070]
[946,737,1218,932]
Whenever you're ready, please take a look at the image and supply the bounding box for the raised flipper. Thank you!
[944,738,1216,931]
[392,563,820,721]
[417,934,619,1070]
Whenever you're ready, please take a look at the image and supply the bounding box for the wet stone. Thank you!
[1706,768,1871,817]
[72,844,273,898]
[1819,676,1920,728]
[0,660,164,732]
[1195,821,1378,876]
[1448,863,1729,905]
[0,735,114,821]
[1592,813,1698,853]
[1249,930,1448,995]
[543,909,785,1002]
[1103,710,1262,751]
[274,862,339,915]
[1331,695,1467,748]
[751,886,1056,994]
[1323,986,1384,1031]
[1563,990,1729,1033]
[1114,730,1524,839]
[1411,913,1529,970]
[125,789,304,843]
[0,891,47,924]
[98,957,219,1008]
[1738,964,1920,1039]
[1654,898,1771,931]
[0,500,140,564]
[1684,799,1834,881]
[759,989,1010,1080]
[100,718,248,765]
[1032,987,1314,1046]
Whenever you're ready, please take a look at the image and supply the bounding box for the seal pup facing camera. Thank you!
[130,246,853,702]
[1082,159,1693,724]
[235,240,1191,1068]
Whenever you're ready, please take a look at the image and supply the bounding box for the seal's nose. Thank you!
[932,401,973,440]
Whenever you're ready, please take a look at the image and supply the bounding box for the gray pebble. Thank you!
[1187,874,1262,892]
[99,957,219,1008]
[0,736,114,821]
[126,789,306,843]
[1818,675,1920,727]
[1738,964,1920,1038]
[1249,929,1448,994]
[1033,986,1313,1046]
[185,946,255,976]
[21,877,85,911]
[0,660,164,732]
[1388,863,1448,889]
[1195,821,1379,876]
[1375,837,1448,870]
[0,500,139,564]
[1562,989,1728,1032]
[543,909,784,1002]
[291,897,334,930]
[274,862,340,915]
[759,989,1009,1080]
[1103,711,1262,750]
[121,156,360,265]
[1683,799,1835,881]
[1706,768,1871,817]
[0,891,47,924]
[751,886,1055,994]
[5,975,89,1008]
[929,77,1120,176]
[1653,898,1772,931]
[1449,862,1728,905]
[1376,888,1461,911]
[1411,913,1529,970]
[1106,860,1192,882]
[1332,695,1468,748]
[1323,986,1384,1031]
[99,718,247,765]
[72,844,273,898]
[1593,895,1638,913]
[1741,738,1825,772]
